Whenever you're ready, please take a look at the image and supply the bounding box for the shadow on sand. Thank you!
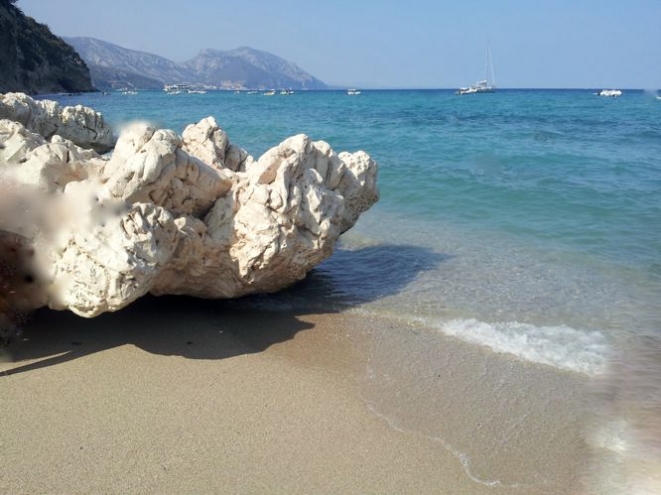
[1,244,450,375]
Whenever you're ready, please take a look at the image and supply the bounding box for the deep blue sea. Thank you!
[49,88,661,489]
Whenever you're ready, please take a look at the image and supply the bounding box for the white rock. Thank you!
[0,92,115,153]
[181,116,253,172]
[44,195,180,317]
[0,95,379,318]
[0,119,47,165]
[101,122,235,217]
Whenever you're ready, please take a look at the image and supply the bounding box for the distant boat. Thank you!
[347,88,361,95]
[117,87,138,95]
[457,45,496,95]
[263,89,276,96]
[164,84,189,94]
[280,89,294,95]
[598,89,622,97]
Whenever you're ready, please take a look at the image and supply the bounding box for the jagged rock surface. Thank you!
[0,94,378,320]
[0,92,115,154]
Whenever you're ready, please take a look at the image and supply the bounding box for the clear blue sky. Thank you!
[17,0,661,89]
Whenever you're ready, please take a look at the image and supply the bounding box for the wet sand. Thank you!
[1,296,592,494]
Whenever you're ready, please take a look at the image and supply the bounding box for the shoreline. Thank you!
[0,295,597,494]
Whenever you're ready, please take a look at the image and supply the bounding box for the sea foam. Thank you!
[432,318,610,376]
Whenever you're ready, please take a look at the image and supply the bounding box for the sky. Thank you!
[17,0,661,89]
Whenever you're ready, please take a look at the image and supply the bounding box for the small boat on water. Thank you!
[263,89,276,96]
[164,84,189,95]
[164,84,207,95]
[117,87,138,95]
[598,89,622,97]
[347,88,361,95]
[457,79,495,95]
[457,45,496,95]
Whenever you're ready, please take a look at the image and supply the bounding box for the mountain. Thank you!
[65,37,194,89]
[64,37,328,91]
[183,47,327,90]
[0,0,94,94]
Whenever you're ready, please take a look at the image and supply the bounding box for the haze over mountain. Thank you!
[65,37,328,91]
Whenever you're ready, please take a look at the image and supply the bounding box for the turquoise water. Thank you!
[56,89,660,350]
[49,89,661,489]
[62,89,661,269]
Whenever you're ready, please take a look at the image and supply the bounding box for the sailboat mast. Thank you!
[486,44,496,87]
[485,45,496,86]
[485,46,489,83]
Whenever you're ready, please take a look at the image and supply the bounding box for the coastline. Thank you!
[1,296,593,494]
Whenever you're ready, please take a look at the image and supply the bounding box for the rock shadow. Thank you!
[235,243,451,311]
[1,244,449,376]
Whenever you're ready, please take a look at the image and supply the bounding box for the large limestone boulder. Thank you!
[0,94,379,320]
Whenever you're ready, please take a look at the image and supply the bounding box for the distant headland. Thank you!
[65,37,329,92]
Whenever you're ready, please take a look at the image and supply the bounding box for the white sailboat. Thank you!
[457,45,496,95]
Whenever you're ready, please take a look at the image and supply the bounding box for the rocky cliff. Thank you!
[0,0,95,95]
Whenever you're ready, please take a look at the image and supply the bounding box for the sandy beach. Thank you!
[1,295,592,494]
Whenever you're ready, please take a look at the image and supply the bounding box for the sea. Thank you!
[48,88,661,493]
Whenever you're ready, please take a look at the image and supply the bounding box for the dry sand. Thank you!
[1,296,589,494]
